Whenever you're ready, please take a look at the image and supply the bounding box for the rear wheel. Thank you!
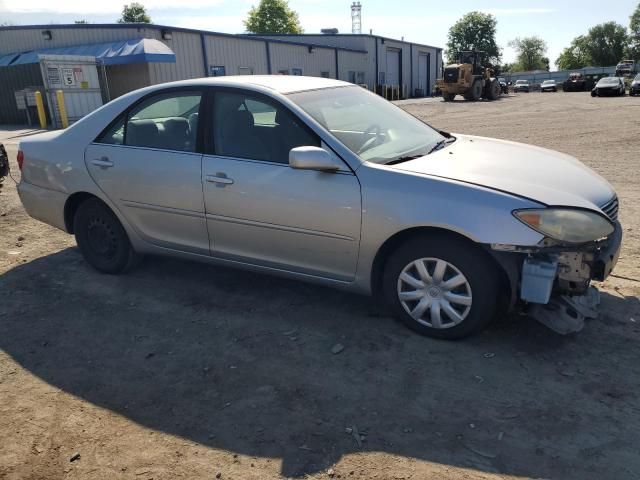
[382,235,499,339]
[73,198,139,274]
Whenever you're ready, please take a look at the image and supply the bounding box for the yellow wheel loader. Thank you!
[437,51,501,102]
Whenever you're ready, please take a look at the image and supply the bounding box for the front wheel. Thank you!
[382,235,499,339]
[442,92,456,102]
[465,81,482,101]
[74,198,139,274]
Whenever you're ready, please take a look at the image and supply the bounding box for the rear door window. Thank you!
[125,91,202,152]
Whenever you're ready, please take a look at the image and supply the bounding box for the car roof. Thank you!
[139,75,353,95]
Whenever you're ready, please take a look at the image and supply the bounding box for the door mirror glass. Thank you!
[289,146,339,171]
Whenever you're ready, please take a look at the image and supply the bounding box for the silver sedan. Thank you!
[17,76,621,338]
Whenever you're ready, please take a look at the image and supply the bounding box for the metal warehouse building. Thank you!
[0,23,442,126]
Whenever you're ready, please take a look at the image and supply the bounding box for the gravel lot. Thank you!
[1,91,639,480]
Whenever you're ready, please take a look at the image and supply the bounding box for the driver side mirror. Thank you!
[289,146,340,172]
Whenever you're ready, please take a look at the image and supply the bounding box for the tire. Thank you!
[464,80,482,101]
[382,234,499,339]
[486,79,501,100]
[73,198,139,274]
[443,92,456,102]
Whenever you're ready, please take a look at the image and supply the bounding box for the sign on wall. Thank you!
[61,68,76,87]
[210,65,226,77]
[47,67,61,86]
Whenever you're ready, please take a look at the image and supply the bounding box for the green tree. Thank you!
[584,22,628,66]
[628,3,640,59]
[509,36,548,71]
[244,0,303,34]
[117,2,151,24]
[556,35,592,70]
[445,11,501,65]
[498,62,515,73]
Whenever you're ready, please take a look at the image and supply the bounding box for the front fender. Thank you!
[352,163,544,293]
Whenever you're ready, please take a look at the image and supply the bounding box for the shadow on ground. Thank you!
[1,248,639,479]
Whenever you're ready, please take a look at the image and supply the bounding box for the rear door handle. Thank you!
[91,157,114,168]
[205,173,234,185]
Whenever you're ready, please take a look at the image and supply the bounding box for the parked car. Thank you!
[591,76,626,97]
[513,80,530,93]
[498,77,508,94]
[17,76,622,339]
[564,72,587,92]
[615,59,638,77]
[630,74,640,96]
[0,143,9,185]
[540,79,557,92]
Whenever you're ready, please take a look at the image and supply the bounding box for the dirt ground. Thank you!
[1,92,639,480]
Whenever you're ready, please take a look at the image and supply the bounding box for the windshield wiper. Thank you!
[426,136,456,155]
[385,154,424,165]
[384,137,457,165]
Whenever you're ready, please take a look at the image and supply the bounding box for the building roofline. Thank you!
[243,33,443,51]
[0,23,368,54]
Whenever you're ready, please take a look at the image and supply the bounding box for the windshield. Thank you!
[598,77,619,86]
[634,74,640,82]
[288,86,445,164]
[516,80,528,85]
[542,80,554,84]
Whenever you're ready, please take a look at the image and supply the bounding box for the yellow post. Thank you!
[35,91,46,129]
[56,90,69,129]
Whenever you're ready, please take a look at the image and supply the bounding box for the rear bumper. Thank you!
[17,180,68,232]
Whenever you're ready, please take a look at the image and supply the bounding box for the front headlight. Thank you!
[513,208,614,244]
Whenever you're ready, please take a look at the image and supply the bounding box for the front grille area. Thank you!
[444,67,459,83]
[601,196,619,222]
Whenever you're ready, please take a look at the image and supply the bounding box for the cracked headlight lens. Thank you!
[513,208,614,244]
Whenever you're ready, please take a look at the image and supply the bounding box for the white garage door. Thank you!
[386,48,401,86]
[418,53,429,96]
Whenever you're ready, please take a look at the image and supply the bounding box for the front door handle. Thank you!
[91,157,114,168]
[205,173,234,185]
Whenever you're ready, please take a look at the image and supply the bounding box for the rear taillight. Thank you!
[17,150,24,171]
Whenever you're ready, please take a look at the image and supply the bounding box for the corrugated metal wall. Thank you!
[203,35,269,77]
[258,34,442,97]
[0,26,154,55]
[258,34,370,51]
[0,64,45,124]
[269,43,336,77]
[337,49,374,89]
[106,63,151,99]
[148,31,205,84]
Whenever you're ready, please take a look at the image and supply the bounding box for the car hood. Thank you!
[392,134,615,210]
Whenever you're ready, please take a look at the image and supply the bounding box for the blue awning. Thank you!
[0,53,20,66]
[1,38,176,67]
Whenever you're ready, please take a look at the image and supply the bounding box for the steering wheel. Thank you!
[357,124,384,154]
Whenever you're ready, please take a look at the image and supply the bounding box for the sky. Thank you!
[1,0,638,68]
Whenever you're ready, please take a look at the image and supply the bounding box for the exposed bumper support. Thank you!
[490,221,622,334]
[529,287,600,334]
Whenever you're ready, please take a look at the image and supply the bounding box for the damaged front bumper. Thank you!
[492,221,622,333]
